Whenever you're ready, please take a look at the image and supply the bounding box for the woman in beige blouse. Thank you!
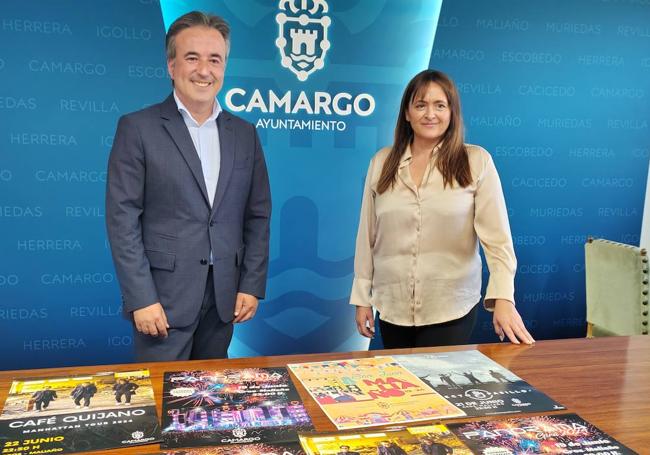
[351,70,534,348]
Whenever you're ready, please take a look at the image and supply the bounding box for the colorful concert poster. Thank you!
[448,413,638,454]
[299,423,472,455]
[393,351,565,416]
[158,442,306,454]
[288,357,465,430]
[161,368,313,449]
[0,369,160,454]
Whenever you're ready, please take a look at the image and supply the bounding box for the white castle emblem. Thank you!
[232,427,247,438]
[275,0,331,81]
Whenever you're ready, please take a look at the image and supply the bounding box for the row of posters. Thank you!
[146,413,637,455]
[0,352,638,454]
[298,413,637,455]
[287,352,565,430]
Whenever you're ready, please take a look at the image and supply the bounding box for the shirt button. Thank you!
[209,221,214,227]
[200,258,208,265]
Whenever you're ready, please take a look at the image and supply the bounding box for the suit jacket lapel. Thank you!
[211,112,234,217]
[159,95,210,207]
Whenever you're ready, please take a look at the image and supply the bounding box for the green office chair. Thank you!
[585,238,649,337]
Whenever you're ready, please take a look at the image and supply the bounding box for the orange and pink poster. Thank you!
[288,357,464,430]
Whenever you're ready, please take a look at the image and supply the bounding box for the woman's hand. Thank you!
[355,306,375,338]
[493,299,535,345]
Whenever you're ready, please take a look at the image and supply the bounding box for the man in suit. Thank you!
[337,445,360,455]
[106,11,271,361]
[32,386,57,412]
[113,378,139,405]
[70,382,97,409]
[420,437,453,455]
[376,441,407,455]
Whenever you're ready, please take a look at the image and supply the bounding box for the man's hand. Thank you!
[355,306,375,338]
[233,292,258,323]
[133,302,169,337]
[493,299,535,345]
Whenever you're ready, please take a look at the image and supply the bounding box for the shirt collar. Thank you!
[173,90,221,126]
[399,142,443,168]
[399,145,413,168]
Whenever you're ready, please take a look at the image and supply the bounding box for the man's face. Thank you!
[167,26,227,115]
[340,447,349,453]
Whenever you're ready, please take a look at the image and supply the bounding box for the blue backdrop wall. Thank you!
[1,0,648,370]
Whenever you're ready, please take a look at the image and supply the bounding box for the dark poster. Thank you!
[449,413,638,454]
[161,368,313,449]
[0,369,160,454]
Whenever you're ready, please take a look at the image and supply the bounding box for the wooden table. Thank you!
[1,336,648,454]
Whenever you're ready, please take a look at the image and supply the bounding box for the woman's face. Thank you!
[405,82,451,145]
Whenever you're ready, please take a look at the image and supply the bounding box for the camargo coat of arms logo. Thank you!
[276,0,331,81]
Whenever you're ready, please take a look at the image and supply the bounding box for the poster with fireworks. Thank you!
[393,351,565,417]
[0,369,160,454]
[299,423,472,455]
[156,441,306,454]
[449,413,638,454]
[288,357,464,430]
[161,368,313,449]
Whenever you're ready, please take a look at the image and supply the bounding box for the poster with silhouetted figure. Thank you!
[394,351,565,416]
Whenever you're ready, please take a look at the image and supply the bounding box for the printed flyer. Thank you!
[161,368,313,449]
[158,442,306,454]
[448,413,638,454]
[288,357,464,430]
[299,423,472,455]
[0,369,160,454]
[393,351,565,417]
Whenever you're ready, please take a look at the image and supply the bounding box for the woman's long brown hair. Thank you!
[377,70,471,193]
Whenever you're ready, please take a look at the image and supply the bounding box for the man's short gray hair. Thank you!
[165,11,230,60]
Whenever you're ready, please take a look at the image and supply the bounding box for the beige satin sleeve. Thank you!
[473,151,517,309]
[350,155,379,308]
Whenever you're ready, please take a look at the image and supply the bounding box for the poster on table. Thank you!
[298,423,472,455]
[448,413,638,455]
[0,369,160,454]
[393,350,565,417]
[157,442,306,454]
[161,368,313,449]
[288,357,464,430]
